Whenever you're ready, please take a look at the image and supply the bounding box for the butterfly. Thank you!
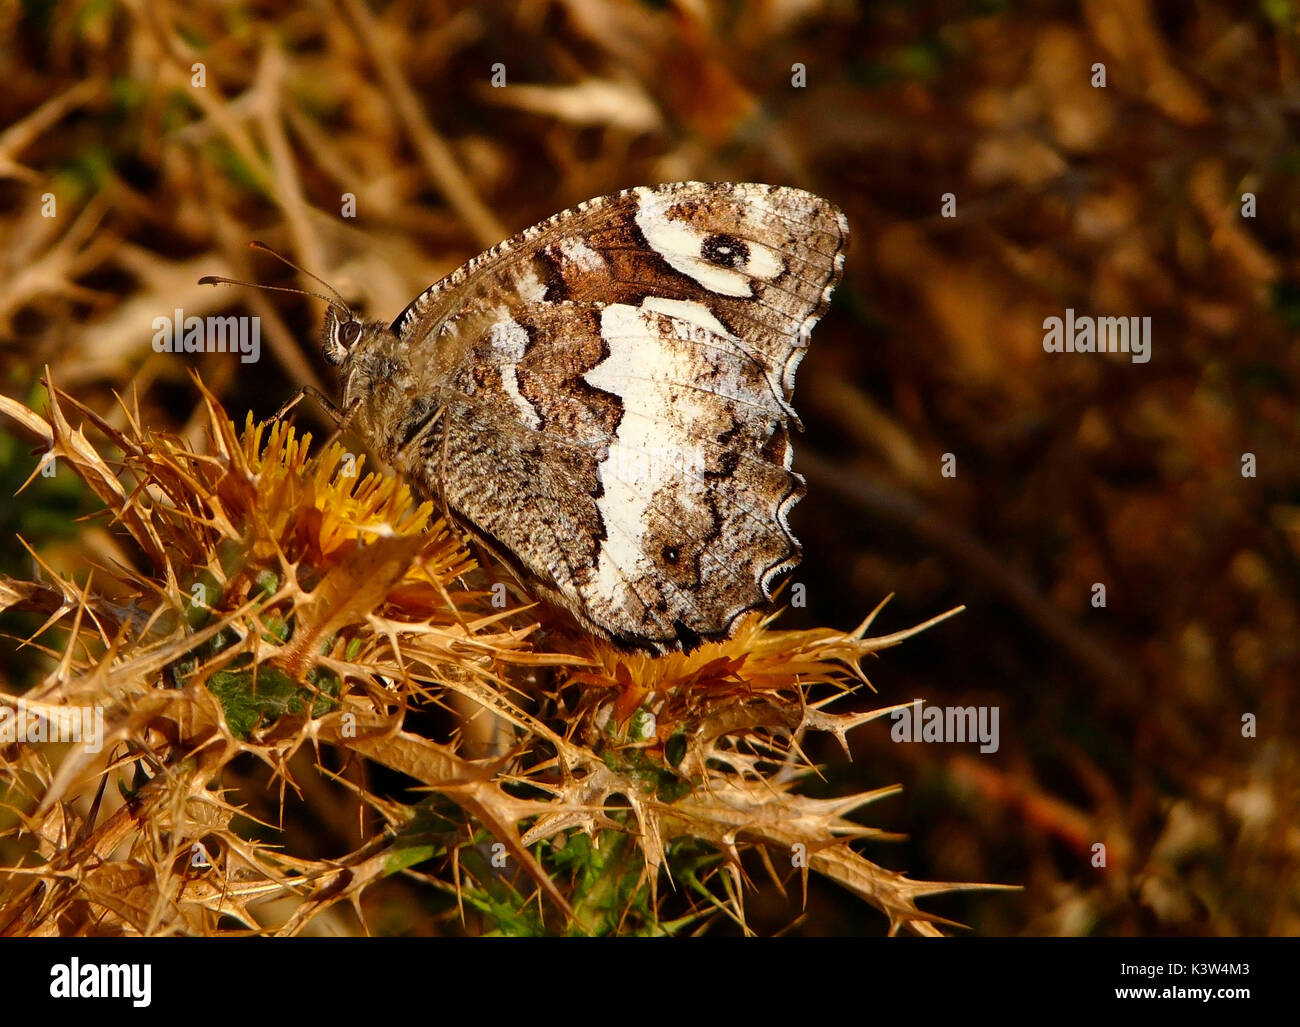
[206,183,848,652]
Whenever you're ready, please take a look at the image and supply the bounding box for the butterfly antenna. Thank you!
[197,274,348,314]
[248,240,352,311]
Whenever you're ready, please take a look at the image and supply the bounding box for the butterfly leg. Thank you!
[272,386,344,426]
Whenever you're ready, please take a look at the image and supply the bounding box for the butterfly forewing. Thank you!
[370,182,848,651]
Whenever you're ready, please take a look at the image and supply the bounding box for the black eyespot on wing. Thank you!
[701,233,749,269]
[661,544,680,565]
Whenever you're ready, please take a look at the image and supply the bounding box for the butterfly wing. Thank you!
[394,182,848,650]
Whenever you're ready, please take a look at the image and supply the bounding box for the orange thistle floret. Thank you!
[567,600,961,752]
[229,415,438,566]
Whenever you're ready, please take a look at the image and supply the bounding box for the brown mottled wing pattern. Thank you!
[392,182,848,650]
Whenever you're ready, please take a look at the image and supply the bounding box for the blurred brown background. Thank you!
[1,0,1297,935]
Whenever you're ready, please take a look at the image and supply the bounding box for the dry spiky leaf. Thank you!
[0,378,990,936]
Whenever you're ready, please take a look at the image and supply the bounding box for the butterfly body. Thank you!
[323,182,848,652]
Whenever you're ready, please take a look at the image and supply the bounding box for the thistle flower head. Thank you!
[0,375,989,936]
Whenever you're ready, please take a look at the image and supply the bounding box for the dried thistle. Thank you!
[0,374,994,936]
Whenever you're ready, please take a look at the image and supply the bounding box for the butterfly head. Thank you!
[321,306,410,418]
[321,305,365,366]
[320,306,402,382]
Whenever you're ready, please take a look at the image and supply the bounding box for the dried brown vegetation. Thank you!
[1,0,1297,936]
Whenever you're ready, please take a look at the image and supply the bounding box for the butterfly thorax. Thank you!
[323,309,444,471]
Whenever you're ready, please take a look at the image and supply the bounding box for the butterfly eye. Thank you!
[339,320,362,346]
